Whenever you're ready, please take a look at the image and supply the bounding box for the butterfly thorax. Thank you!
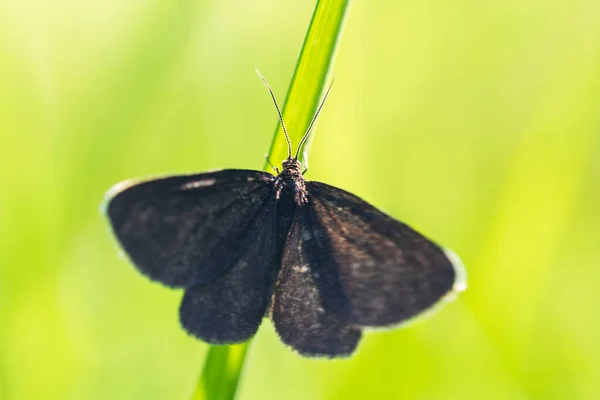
[274,157,307,206]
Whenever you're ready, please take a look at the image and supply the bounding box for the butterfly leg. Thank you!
[265,153,280,174]
[301,148,309,175]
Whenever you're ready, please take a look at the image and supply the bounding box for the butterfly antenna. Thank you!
[295,78,335,159]
[255,69,292,159]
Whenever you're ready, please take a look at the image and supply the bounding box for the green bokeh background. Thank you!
[2,0,600,399]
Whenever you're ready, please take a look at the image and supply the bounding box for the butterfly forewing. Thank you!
[105,169,275,287]
[271,209,362,358]
[304,181,457,327]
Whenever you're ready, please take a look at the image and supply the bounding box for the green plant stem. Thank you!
[192,344,249,400]
[192,1,351,399]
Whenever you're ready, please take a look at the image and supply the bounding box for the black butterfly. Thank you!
[104,72,466,358]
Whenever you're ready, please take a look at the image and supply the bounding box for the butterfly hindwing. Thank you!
[179,198,278,344]
[105,169,275,287]
[271,209,362,358]
[304,181,457,327]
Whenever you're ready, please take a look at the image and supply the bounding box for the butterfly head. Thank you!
[281,157,302,173]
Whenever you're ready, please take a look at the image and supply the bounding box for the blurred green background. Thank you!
[2,0,600,399]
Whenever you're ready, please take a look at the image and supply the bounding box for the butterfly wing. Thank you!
[105,169,275,287]
[303,181,460,328]
[179,197,279,344]
[271,210,362,357]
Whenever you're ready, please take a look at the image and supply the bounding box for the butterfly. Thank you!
[104,71,466,358]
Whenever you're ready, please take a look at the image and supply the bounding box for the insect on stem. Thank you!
[105,73,465,359]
